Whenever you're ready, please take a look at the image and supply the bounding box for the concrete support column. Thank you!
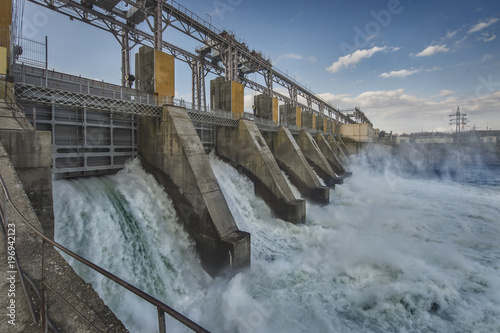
[302,112,316,130]
[295,130,341,186]
[326,119,334,134]
[316,133,350,177]
[316,114,325,132]
[135,45,175,104]
[326,134,349,164]
[336,135,353,156]
[216,119,306,224]
[139,106,250,276]
[279,104,301,127]
[254,94,278,124]
[270,127,329,204]
[210,76,244,117]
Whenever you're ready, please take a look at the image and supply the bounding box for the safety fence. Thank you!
[0,28,46,70]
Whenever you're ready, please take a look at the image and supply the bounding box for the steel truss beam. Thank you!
[14,83,163,116]
[26,0,367,125]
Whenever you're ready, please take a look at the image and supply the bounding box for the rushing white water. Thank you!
[54,149,500,333]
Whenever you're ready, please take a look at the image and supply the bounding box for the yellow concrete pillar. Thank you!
[272,97,279,124]
[0,0,12,31]
[296,107,302,127]
[0,0,12,60]
[312,113,316,130]
[324,118,328,132]
[0,47,7,75]
[154,49,175,104]
[231,80,244,117]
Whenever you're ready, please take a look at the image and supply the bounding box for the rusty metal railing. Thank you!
[0,172,210,333]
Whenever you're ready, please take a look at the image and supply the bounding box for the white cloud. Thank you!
[279,53,317,63]
[446,30,459,39]
[326,46,394,74]
[482,54,493,62]
[439,89,454,97]
[316,89,500,132]
[454,36,468,45]
[484,33,496,42]
[415,44,450,57]
[283,53,303,60]
[467,17,499,34]
[380,67,440,78]
[477,33,497,42]
[380,69,420,78]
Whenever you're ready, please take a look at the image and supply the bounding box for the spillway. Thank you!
[54,151,500,332]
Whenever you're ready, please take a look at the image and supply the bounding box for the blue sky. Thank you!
[21,0,500,133]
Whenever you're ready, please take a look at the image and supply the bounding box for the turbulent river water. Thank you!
[53,148,500,333]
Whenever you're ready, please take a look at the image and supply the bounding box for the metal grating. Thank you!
[15,83,162,117]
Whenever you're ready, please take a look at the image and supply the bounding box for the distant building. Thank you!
[481,136,497,143]
[340,123,376,142]
[396,135,411,144]
[415,136,453,144]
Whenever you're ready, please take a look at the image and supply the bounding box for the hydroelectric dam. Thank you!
[1,0,380,331]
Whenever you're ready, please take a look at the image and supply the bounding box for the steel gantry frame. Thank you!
[24,0,370,125]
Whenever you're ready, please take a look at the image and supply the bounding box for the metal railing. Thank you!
[0,29,47,69]
[0,172,210,333]
[12,64,158,105]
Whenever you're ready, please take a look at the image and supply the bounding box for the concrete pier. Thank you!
[254,94,279,124]
[135,45,175,103]
[326,118,334,134]
[316,133,347,176]
[139,105,250,276]
[317,114,325,132]
[302,111,316,130]
[295,130,341,186]
[327,134,349,165]
[216,119,306,224]
[210,77,244,117]
[336,135,353,157]
[280,104,302,127]
[270,127,329,204]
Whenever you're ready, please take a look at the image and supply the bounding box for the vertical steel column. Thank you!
[154,0,163,50]
[191,60,197,110]
[223,43,239,82]
[121,30,130,87]
[158,308,166,333]
[288,85,298,106]
[264,69,273,97]
[192,60,207,111]
[45,36,48,87]
[200,63,206,112]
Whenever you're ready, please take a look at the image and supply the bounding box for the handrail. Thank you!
[0,172,210,333]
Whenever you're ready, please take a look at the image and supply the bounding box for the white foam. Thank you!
[54,152,500,332]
